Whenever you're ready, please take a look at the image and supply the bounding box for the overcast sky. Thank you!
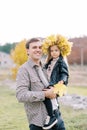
[0,0,87,45]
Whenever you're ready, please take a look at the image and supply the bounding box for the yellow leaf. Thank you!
[10,39,28,79]
[53,83,67,97]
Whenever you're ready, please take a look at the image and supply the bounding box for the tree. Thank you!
[0,43,16,54]
[11,39,28,78]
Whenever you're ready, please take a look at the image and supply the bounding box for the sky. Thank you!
[0,0,87,45]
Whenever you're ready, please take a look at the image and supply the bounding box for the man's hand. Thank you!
[43,87,56,99]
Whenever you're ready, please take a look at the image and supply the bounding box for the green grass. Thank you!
[60,105,87,130]
[0,86,28,130]
[68,86,87,96]
[0,85,87,130]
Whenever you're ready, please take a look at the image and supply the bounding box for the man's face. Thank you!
[27,41,42,61]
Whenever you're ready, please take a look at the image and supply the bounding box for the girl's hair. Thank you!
[45,47,52,63]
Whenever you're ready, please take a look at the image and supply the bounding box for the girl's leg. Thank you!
[43,98,58,129]
[43,98,53,117]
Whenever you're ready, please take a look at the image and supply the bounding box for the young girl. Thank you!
[42,34,73,129]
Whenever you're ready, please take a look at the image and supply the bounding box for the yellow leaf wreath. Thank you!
[42,34,73,57]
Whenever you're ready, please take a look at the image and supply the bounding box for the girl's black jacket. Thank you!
[44,56,69,86]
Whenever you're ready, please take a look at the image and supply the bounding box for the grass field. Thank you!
[0,85,87,130]
[68,86,87,96]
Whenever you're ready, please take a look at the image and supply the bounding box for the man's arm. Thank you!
[16,66,45,103]
[16,67,56,103]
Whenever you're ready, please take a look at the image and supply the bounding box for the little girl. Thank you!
[42,34,73,130]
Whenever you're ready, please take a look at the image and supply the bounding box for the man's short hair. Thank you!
[26,38,41,49]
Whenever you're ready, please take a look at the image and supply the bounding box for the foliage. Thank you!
[0,43,16,54]
[11,66,19,79]
[11,39,28,78]
[54,83,67,96]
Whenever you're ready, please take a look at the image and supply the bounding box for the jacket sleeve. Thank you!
[59,60,69,85]
[16,66,45,103]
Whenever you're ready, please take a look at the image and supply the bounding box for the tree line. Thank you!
[0,42,17,54]
[0,36,87,55]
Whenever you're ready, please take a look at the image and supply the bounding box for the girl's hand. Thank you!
[58,80,64,84]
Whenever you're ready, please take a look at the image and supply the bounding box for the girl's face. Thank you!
[50,45,60,59]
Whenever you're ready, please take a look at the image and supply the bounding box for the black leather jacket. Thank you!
[44,56,69,86]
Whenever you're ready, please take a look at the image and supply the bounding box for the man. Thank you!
[16,37,66,130]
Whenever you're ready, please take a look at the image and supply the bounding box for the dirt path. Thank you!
[68,65,87,86]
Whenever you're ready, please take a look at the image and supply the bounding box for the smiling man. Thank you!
[16,37,66,130]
